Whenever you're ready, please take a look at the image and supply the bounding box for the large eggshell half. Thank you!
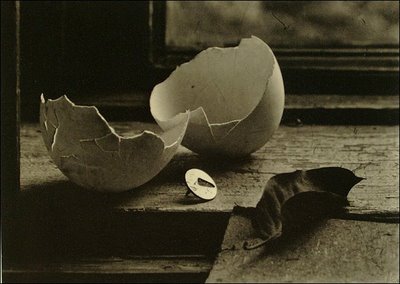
[150,36,284,157]
[40,95,189,192]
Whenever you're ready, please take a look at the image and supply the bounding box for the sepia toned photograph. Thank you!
[1,1,399,282]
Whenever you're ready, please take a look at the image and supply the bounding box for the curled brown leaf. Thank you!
[243,167,363,249]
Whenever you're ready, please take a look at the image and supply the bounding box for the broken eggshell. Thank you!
[40,95,189,192]
[150,36,284,157]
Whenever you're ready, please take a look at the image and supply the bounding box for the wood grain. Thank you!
[12,122,400,282]
[20,123,399,218]
[4,256,212,274]
[4,256,212,283]
[207,214,399,283]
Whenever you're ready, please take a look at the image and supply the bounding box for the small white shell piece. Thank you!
[40,95,189,192]
[185,169,217,200]
[150,36,285,158]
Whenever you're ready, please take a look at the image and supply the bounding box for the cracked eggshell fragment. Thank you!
[150,36,284,157]
[40,95,189,192]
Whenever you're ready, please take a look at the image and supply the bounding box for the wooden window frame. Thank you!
[13,1,399,123]
[148,1,399,96]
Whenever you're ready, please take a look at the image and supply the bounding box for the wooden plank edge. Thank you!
[3,255,213,275]
[339,211,400,223]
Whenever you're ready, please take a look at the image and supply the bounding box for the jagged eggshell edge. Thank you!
[40,95,189,192]
[150,36,284,157]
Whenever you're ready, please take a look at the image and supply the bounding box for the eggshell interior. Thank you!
[40,95,189,192]
[150,36,285,157]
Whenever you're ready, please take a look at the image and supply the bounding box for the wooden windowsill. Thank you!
[19,122,399,216]
[4,122,399,282]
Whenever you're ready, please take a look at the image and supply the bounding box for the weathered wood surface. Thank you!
[20,123,398,217]
[207,214,399,283]
[4,256,212,275]
[4,256,212,283]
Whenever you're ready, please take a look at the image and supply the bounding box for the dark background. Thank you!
[20,1,156,121]
[17,1,400,122]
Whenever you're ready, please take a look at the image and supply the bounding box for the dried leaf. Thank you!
[243,167,363,249]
